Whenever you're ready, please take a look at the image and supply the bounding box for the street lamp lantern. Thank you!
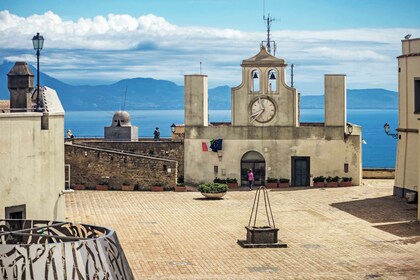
[347,123,353,135]
[32,33,44,51]
[383,122,398,139]
[32,32,44,112]
[170,123,176,133]
[384,123,390,134]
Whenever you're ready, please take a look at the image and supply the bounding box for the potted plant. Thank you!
[175,175,187,192]
[121,181,134,191]
[278,178,290,188]
[340,177,352,187]
[266,177,278,189]
[96,181,109,191]
[312,176,325,187]
[151,182,164,192]
[71,181,86,190]
[326,176,339,187]
[213,177,227,184]
[197,182,228,199]
[226,178,238,189]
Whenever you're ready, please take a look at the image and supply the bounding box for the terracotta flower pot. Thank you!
[175,186,187,192]
[339,181,352,187]
[313,182,325,188]
[71,184,85,190]
[227,183,238,189]
[265,182,278,189]
[122,185,134,191]
[151,186,164,192]
[96,185,109,191]
[326,182,338,187]
[278,182,290,188]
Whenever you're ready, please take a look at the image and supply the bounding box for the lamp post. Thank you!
[32,33,44,112]
[383,123,398,139]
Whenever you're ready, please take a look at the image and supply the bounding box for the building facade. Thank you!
[0,62,65,220]
[184,46,362,186]
[394,38,420,209]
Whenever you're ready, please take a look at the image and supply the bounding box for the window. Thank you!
[415,79,420,113]
[5,204,26,219]
[251,70,260,92]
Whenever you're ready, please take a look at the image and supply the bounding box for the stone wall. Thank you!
[72,139,184,174]
[363,168,395,179]
[65,143,178,188]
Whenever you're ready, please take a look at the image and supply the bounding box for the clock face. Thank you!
[250,97,276,123]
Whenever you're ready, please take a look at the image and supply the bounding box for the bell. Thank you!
[252,72,259,79]
[269,72,276,80]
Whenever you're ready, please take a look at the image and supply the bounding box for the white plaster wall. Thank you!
[184,127,362,186]
[0,113,65,220]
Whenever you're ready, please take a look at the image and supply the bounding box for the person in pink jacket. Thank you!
[247,169,255,191]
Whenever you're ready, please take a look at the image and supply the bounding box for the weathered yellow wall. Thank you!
[0,108,65,220]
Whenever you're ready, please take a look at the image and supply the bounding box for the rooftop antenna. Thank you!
[121,86,128,111]
[291,64,295,88]
[200,61,202,75]
[262,0,277,55]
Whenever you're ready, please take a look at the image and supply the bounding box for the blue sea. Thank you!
[64,109,398,168]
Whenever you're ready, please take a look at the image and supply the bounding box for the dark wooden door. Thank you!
[292,157,310,186]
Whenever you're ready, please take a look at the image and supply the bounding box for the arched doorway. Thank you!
[241,151,266,186]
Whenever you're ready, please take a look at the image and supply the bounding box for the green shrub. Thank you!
[279,178,290,183]
[313,176,325,183]
[226,178,237,183]
[198,182,228,193]
[152,182,164,186]
[325,176,333,182]
[342,177,352,182]
[213,177,227,184]
[267,177,278,183]
[332,176,340,182]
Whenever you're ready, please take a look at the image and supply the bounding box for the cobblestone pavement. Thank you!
[65,180,420,279]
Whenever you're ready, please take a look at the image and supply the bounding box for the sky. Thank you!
[1,0,420,95]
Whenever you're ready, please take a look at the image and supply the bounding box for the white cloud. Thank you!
[1,10,418,93]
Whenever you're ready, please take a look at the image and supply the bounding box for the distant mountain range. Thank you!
[0,61,398,111]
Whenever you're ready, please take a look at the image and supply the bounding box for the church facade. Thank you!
[184,46,362,187]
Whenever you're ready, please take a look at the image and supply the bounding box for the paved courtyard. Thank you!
[65,180,420,279]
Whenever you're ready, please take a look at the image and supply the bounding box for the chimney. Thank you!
[184,75,208,127]
[7,62,34,112]
[324,74,346,129]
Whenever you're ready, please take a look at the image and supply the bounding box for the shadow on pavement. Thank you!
[331,195,420,237]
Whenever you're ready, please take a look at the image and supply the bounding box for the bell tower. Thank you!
[231,46,298,127]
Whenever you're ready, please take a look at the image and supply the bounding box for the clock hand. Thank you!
[250,109,263,117]
[259,97,265,110]
[250,110,263,123]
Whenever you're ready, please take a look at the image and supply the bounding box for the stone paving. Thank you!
[65,180,420,279]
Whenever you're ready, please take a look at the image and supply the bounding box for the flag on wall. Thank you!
[210,139,223,152]
[202,142,208,152]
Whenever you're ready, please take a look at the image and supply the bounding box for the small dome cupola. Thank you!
[112,110,132,127]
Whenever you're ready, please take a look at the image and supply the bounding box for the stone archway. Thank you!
[241,151,266,186]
